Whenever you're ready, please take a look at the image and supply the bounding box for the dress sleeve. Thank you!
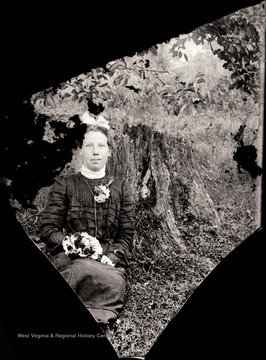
[39,176,68,254]
[107,180,135,267]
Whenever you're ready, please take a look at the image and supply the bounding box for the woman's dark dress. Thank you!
[39,172,134,323]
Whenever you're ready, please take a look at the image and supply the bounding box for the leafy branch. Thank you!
[169,3,264,101]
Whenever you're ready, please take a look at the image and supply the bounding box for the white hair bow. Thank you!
[79,111,110,130]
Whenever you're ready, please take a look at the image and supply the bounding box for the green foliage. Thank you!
[169,36,188,60]
[161,72,206,116]
[210,10,262,99]
[170,2,265,101]
[32,52,209,137]
[29,4,263,147]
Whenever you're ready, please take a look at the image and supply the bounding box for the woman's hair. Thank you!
[83,124,115,149]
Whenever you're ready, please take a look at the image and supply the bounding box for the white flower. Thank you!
[77,247,87,257]
[104,188,110,197]
[62,236,76,255]
[94,185,111,203]
[95,194,106,203]
[91,252,100,260]
[81,232,103,255]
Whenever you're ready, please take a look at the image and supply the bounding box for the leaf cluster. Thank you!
[170,2,264,101]
[161,72,206,116]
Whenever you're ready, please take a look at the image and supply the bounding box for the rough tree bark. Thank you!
[107,123,220,252]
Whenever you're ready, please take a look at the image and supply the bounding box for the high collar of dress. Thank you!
[79,164,106,179]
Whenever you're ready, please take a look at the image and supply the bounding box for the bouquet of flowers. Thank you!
[62,232,114,266]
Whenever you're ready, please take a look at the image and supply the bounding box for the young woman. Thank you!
[39,111,134,325]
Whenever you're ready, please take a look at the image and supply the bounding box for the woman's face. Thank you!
[81,130,110,171]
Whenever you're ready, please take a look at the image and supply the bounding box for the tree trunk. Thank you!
[108,124,220,251]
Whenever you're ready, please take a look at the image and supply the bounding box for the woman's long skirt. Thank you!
[48,252,127,324]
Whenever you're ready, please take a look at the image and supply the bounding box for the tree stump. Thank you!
[108,123,220,252]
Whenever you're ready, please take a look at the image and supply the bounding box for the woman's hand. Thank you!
[101,254,116,267]
[103,252,119,267]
